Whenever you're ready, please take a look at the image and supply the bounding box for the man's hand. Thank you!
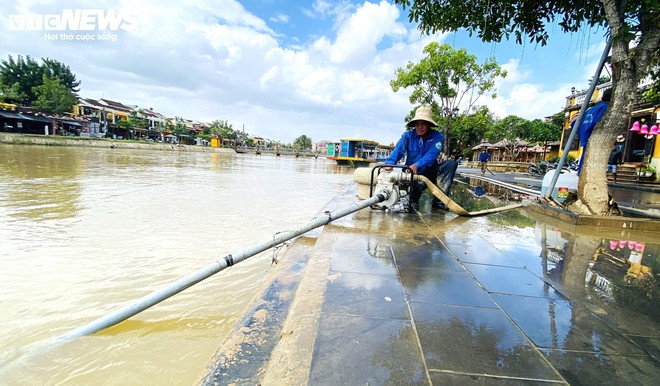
[409,164,418,174]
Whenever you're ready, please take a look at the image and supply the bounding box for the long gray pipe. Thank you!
[545,39,612,197]
[54,190,389,343]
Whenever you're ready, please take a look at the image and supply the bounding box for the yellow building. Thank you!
[561,82,660,172]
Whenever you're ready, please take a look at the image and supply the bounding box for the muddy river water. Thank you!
[0,144,353,385]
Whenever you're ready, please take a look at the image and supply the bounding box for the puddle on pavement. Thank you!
[414,175,530,214]
[412,176,658,327]
[530,214,659,327]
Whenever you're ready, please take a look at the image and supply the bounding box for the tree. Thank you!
[549,111,566,129]
[394,0,660,215]
[0,55,41,104]
[32,75,78,114]
[293,134,312,150]
[0,55,81,105]
[390,42,506,157]
[40,58,81,95]
[0,82,27,103]
[450,106,496,158]
[527,118,561,142]
[641,58,660,104]
[489,115,531,161]
[209,119,237,140]
[527,118,562,160]
[128,110,149,130]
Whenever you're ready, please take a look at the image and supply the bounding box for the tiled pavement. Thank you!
[202,186,659,385]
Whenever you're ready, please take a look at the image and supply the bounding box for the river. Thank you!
[0,144,353,385]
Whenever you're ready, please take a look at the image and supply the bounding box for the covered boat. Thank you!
[328,138,392,167]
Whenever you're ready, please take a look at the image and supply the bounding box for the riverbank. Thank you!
[0,133,235,154]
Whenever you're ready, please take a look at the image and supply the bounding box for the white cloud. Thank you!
[0,0,608,145]
[269,13,288,23]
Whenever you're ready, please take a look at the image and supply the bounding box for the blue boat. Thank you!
[327,138,393,167]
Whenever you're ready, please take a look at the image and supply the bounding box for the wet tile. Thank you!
[410,303,561,380]
[399,267,496,309]
[391,238,463,271]
[442,217,492,244]
[489,243,546,274]
[323,271,409,320]
[479,226,538,247]
[330,236,397,275]
[540,349,660,386]
[446,241,526,268]
[493,294,645,355]
[309,313,427,385]
[332,232,391,257]
[626,335,660,361]
[429,371,567,385]
[575,291,660,339]
[466,264,563,299]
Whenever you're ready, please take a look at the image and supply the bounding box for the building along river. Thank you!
[0,144,353,385]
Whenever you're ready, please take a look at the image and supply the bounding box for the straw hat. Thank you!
[406,106,438,128]
[616,134,625,142]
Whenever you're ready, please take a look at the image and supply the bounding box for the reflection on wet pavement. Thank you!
[412,303,561,380]
[209,184,659,385]
[306,193,659,384]
[309,313,427,385]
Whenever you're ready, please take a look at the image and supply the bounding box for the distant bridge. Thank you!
[234,147,322,158]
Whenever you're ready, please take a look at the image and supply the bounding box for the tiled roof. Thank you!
[98,98,134,112]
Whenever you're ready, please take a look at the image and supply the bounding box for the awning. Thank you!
[0,111,23,119]
[60,120,83,127]
[631,108,655,117]
[18,113,51,122]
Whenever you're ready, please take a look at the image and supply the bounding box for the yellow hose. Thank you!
[416,175,523,217]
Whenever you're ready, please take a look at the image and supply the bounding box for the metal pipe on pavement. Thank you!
[54,191,390,343]
[545,39,611,198]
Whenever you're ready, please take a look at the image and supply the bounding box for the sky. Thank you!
[0,0,610,145]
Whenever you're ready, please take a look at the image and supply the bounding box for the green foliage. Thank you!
[549,111,565,129]
[526,118,562,143]
[0,55,80,104]
[209,119,237,139]
[394,0,609,46]
[128,110,149,130]
[40,57,81,94]
[0,82,27,103]
[641,58,660,103]
[489,115,531,160]
[173,116,186,132]
[548,154,575,163]
[590,75,612,85]
[171,126,188,136]
[490,115,530,141]
[391,42,506,119]
[293,134,313,150]
[32,75,78,114]
[450,105,495,156]
[116,119,130,129]
[0,55,40,104]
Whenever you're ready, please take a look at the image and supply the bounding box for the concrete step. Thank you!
[198,235,319,385]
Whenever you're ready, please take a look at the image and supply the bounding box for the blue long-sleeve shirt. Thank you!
[385,129,444,174]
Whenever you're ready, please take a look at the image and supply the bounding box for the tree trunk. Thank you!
[570,0,660,215]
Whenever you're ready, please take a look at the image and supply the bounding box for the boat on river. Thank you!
[326,138,393,167]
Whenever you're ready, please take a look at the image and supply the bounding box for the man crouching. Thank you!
[385,106,458,208]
